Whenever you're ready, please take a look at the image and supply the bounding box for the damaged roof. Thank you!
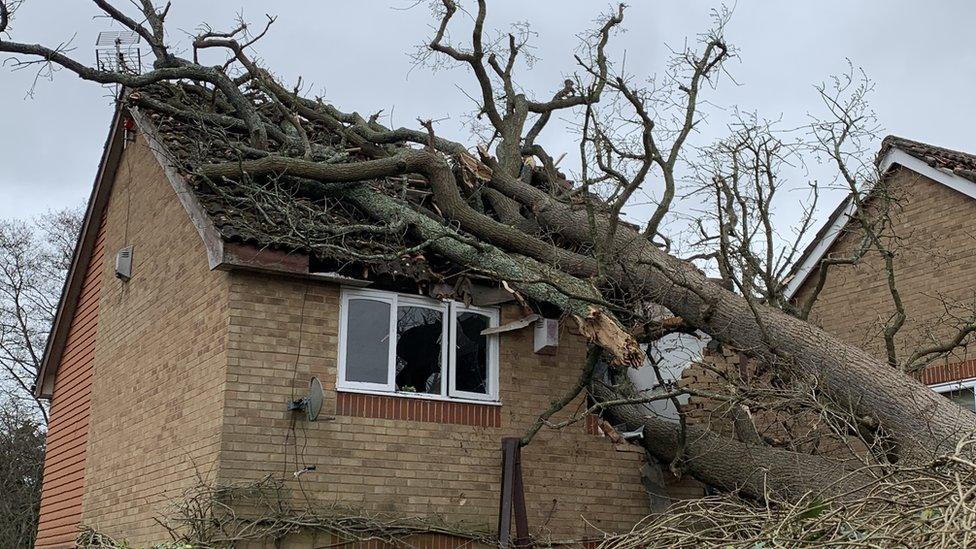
[37,82,551,398]
[133,84,443,285]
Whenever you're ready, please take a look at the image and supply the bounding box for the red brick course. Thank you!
[918,359,976,385]
[336,391,501,427]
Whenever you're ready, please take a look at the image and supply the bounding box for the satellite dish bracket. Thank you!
[287,397,309,411]
[287,376,325,421]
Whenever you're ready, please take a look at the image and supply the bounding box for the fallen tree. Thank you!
[4,0,976,513]
[197,127,976,461]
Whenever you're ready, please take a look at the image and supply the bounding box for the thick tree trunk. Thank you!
[591,384,873,502]
[488,169,976,459]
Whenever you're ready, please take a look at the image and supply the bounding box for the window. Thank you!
[931,379,976,412]
[338,288,499,402]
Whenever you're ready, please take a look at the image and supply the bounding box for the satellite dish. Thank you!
[287,376,326,421]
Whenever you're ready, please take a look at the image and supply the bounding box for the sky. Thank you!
[1,1,975,243]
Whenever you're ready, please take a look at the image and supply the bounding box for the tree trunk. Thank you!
[488,169,976,459]
[591,384,873,502]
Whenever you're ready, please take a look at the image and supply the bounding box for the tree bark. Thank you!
[591,384,873,502]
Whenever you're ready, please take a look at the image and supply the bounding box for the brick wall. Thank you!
[217,273,652,544]
[77,134,230,545]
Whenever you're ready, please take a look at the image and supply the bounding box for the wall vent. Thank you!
[115,246,133,281]
[533,318,559,355]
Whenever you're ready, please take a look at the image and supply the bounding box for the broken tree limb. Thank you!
[198,152,645,368]
[337,184,646,368]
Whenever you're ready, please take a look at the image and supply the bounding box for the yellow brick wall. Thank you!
[217,272,652,544]
[79,134,230,545]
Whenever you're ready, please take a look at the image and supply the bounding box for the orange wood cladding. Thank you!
[34,218,105,549]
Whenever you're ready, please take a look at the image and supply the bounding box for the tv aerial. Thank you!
[95,30,143,74]
[94,30,143,95]
[288,376,326,421]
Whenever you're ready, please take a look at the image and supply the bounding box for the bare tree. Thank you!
[0,209,81,423]
[2,0,975,503]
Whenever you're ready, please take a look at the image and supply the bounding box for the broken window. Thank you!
[396,305,444,394]
[452,311,491,396]
[338,288,499,402]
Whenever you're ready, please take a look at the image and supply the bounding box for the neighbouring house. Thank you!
[788,136,976,403]
[680,136,976,440]
[32,87,681,548]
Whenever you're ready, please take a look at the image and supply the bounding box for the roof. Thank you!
[783,135,976,299]
[878,136,976,183]
[133,85,440,284]
[35,83,559,397]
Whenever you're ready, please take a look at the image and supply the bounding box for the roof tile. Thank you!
[880,135,976,183]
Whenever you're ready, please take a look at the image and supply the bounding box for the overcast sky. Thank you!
[2,1,974,239]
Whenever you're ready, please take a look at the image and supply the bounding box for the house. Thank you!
[680,136,976,438]
[32,91,661,548]
[787,136,976,407]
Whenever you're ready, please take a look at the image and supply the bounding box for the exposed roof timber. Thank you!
[783,147,976,300]
[481,314,541,335]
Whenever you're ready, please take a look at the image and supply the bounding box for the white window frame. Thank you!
[396,294,449,397]
[449,302,500,401]
[337,287,499,403]
[930,377,976,411]
[337,289,396,393]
